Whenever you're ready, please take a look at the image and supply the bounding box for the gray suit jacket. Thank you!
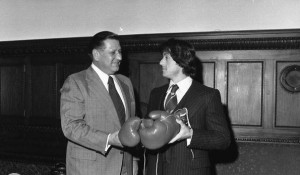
[60,66,136,175]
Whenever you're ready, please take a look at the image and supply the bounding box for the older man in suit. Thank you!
[60,31,138,175]
[145,38,231,175]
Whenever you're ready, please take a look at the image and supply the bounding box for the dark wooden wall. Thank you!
[0,29,299,175]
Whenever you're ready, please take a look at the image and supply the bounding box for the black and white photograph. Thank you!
[0,0,299,175]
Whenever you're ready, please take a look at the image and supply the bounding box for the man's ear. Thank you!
[92,49,100,61]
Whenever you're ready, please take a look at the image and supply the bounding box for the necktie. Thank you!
[164,84,179,113]
[108,76,125,124]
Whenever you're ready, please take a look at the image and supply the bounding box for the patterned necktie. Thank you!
[164,84,179,113]
[108,76,125,124]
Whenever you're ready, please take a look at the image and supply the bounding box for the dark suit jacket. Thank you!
[60,67,136,175]
[146,80,231,175]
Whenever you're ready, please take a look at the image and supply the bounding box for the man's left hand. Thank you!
[169,119,193,143]
[133,160,138,175]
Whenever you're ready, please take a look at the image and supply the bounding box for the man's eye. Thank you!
[111,50,121,55]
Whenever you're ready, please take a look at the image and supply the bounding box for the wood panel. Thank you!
[276,61,300,128]
[139,63,168,105]
[0,64,25,116]
[227,62,263,126]
[201,62,215,88]
[31,64,57,119]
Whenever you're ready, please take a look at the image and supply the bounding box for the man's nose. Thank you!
[159,58,164,65]
[116,52,122,60]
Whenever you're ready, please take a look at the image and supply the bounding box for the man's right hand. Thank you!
[139,110,180,149]
[108,130,123,147]
[119,116,141,147]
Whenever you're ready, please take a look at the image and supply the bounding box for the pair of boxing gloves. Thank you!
[118,108,188,150]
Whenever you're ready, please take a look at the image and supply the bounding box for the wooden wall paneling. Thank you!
[196,51,234,104]
[56,63,63,120]
[227,61,263,126]
[262,59,275,130]
[0,64,25,117]
[0,60,27,159]
[61,62,90,87]
[31,63,57,120]
[128,52,168,117]
[216,59,227,105]
[201,62,215,88]
[276,61,300,128]
[61,57,90,81]
[127,54,141,94]
[139,63,167,103]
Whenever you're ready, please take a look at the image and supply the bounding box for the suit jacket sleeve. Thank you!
[60,76,109,154]
[188,90,231,150]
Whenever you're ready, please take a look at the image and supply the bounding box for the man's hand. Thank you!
[139,110,180,149]
[108,130,123,147]
[133,160,139,175]
[119,116,141,147]
[169,119,193,143]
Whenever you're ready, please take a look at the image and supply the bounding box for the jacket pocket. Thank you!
[70,147,97,160]
[190,150,210,169]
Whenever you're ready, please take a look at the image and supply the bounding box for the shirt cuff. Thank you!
[186,128,193,146]
[105,133,111,152]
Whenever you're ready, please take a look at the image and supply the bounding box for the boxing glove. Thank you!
[119,116,141,147]
[139,110,180,150]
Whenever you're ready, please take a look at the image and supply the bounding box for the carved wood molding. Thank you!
[236,137,300,144]
[122,37,300,52]
[1,29,300,56]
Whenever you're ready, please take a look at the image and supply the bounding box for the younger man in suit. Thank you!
[60,31,138,175]
[145,38,231,175]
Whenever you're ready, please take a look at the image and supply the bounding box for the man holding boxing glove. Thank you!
[145,38,231,175]
[60,31,138,175]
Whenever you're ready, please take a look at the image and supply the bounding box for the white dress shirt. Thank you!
[91,63,126,151]
[165,76,193,145]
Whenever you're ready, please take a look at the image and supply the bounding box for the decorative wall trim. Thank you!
[1,29,300,56]
[236,137,300,144]
[122,37,300,52]
[280,65,300,93]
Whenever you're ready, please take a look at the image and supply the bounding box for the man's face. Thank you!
[159,52,182,80]
[93,39,122,75]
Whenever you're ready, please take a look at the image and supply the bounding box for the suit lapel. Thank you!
[158,85,169,110]
[86,67,111,103]
[157,82,204,119]
[114,75,131,120]
[175,81,205,119]
[86,67,121,126]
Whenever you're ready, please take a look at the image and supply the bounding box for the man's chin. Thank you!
[112,67,119,72]
[162,73,169,79]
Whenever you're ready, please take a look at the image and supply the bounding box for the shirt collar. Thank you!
[168,76,193,93]
[91,63,115,89]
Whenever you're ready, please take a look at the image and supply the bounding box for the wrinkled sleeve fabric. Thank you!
[60,76,109,154]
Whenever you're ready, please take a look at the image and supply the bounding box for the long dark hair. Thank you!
[160,38,197,77]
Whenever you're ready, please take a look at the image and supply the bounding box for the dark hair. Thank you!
[160,38,197,77]
[88,31,119,55]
